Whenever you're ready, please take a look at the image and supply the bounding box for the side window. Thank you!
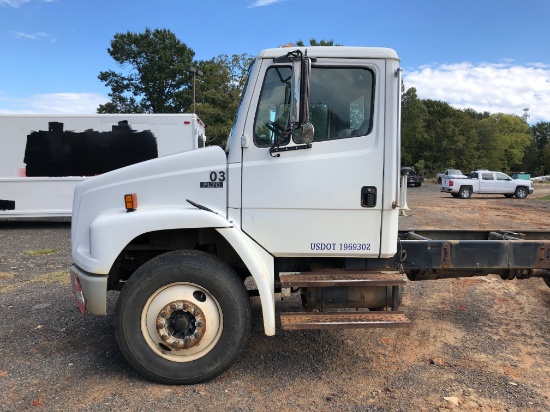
[482,173,493,180]
[253,65,375,147]
[309,67,374,141]
[496,172,509,180]
[254,66,292,147]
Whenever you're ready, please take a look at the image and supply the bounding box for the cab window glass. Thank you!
[253,65,374,147]
[254,66,292,147]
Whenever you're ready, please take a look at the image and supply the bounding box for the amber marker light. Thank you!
[124,193,138,211]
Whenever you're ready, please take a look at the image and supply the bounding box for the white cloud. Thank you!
[0,0,31,7]
[403,62,550,124]
[1,0,54,6]
[248,0,283,8]
[8,30,53,40]
[0,93,109,114]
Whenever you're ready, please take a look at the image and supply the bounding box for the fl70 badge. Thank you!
[200,171,225,188]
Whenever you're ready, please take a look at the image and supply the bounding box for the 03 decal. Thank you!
[200,170,225,188]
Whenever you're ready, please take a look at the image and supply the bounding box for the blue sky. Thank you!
[1,0,550,123]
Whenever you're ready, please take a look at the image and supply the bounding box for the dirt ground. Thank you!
[0,182,548,411]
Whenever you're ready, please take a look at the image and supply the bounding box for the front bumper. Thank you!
[70,264,108,315]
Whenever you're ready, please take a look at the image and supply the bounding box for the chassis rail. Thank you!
[396,230,550,281]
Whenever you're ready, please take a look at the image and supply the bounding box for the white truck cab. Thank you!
[70,46,406,384]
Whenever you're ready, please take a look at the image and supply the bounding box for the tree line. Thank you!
[402,88,550,177]
[97,28,550,177]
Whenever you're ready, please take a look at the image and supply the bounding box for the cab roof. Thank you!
[257,46,399,61]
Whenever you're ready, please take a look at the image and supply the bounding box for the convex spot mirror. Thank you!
[301,122,314,144]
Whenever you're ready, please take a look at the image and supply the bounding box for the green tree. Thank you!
[294,38,341,46]
[97,28,195,113]
[401,87,428,168]
[476,114,531,172]
[194,53,254,146]
[528,121,550,175]
[419,100,480,175]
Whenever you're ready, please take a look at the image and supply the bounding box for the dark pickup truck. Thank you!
[407,168,424,187]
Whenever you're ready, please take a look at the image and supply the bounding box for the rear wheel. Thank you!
[458,186,472,199]
[114,250,251,384]
[514,187,529,199]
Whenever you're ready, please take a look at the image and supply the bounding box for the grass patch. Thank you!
[0,272,15,280]
[539,195,550,201]
[1,271,69,294]
[31,271,69,285]
[24,249,58,256]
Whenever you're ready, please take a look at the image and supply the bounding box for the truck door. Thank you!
[240,59,386,257]
[495,172,515,194]
[479,172,496,193]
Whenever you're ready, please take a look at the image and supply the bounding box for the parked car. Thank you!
[407,167,424,187]
[437,169,467,183]
[441,170,534,199]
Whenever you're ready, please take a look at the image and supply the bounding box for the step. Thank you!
[279,271,406,288]
[280,311,410,330]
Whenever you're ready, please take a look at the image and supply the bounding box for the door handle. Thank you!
[361,186,377,207]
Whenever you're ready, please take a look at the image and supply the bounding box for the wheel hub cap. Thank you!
[156,300,206,350]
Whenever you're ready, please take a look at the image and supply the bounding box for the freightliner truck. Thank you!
[69,47,550,384]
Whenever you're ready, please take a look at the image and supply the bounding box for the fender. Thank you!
[216,227,275,336]
[74,207,232,274]
[75,207,276,335]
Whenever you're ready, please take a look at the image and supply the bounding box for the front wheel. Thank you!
[458,186,472,199]
[114,250,251,384]
[514,187,529,199]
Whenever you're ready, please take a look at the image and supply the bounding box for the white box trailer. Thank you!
[0,113,205,218]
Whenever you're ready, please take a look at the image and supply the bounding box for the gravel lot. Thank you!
[0,182,549,411]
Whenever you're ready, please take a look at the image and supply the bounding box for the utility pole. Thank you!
[186,66,204,114]
[522,107,530,123]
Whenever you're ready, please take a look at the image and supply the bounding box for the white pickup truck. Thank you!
[441,170,534,199]
[436,169,467,183]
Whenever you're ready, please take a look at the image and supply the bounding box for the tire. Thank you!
[504,194,514,198]
[451,193,460,198]
[437,177,442,184]
[514,187,529,199]
[114,250,251,384]
[458,186,472,199]
[543,277,550,288]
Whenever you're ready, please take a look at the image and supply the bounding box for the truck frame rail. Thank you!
[397,229,550,281]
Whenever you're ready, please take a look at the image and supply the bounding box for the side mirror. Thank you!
[271,49,315,154]
[289,52,313,137]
